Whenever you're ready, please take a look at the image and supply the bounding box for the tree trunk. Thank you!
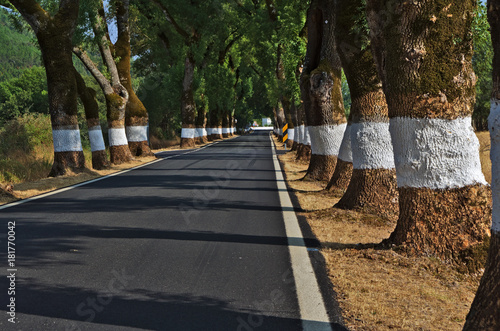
[464,0,500,327]
[303,0,346,181]
[367,0,491,262]
[333,0,397,217]
[74,69,109,170]
[10,0,85,177]
[326,123,353,194]
[115,0,153,157]
[180,54,196,148]
[195,100,208,144]
[290,101,299,150]
[208,106,222,141]
[295,104,311,161]
[282,96,295,147]
[222,110,230,138]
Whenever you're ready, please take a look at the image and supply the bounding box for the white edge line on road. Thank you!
[270,134,332,331]
[0,141,222,211]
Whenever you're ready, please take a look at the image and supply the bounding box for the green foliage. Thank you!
[472,0,493,128]
[0,66,49,124]
[0,113,53,183]
[0,8,41,82]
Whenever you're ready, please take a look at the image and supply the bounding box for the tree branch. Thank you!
[9,0,49,33]
[92,0,121,86]
[73,47,114,96]
[150,0,190,41]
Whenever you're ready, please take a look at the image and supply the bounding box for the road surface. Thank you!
[0,130,344,330]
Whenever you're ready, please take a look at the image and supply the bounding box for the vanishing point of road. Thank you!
[0,130,346,331]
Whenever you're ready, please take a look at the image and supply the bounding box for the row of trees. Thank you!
[276,0,496,328]
[0,0,309,176]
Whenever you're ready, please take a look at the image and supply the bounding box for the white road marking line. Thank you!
[270,135,332,331]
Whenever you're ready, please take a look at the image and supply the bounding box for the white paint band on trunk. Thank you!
[222,128,230,134]
[288,128,295,142]
[489,100,500,232]
[108,128,128,146]
[351,122,395,170]
[390,116,487,189]
[196,128,207,138]
[88,126,106,152]
[303,126,311,146]
[181,128,196,139]
[338,124,353,163]
[299,125,306,144]
[308,123,346,156]
[52,129,83,152]
[126,125,148,142]
[215,127,223,135]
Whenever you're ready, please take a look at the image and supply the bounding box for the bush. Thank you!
[0,113,53,183]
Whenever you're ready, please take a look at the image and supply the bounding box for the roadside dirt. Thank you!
[273,134,486,331]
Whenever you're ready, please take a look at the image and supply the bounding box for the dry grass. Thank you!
[272,134,489,331]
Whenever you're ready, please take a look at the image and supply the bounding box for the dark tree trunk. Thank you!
[302,0,346,181]
[10,0,86,177]
[180,54,197,148]
[115,0,153,157]
[74,69,109,170]
[464,0,500,328]
[295,104,311,161]
[195,100,208,144]
[367,0,490,262]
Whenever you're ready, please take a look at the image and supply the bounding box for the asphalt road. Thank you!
[0,130,342,331]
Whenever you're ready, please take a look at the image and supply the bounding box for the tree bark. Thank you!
[333,0,398,217]
[326,123,353,194]
[302,0,346,181]
[10,0,85,177]
[195,98,208,144]
[464,0,500,327]
[295,104,311,161]
[180,53,197,148]
[74,69,109,170]
[367,0,491,263]
[115,0,153,157]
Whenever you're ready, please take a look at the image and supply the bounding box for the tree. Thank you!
[73,0,133,164]
[114,0,153,157]
[73,68,109,170]
[301,0,346,181]
[326,121,352,194]
[7,0,85,176]
[333,0,397,217]
[464,0,500,327]
[367,0,490,262]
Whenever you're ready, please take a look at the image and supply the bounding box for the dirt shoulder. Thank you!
[273,135,482,331]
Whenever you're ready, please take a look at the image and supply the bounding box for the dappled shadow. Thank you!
[0,277,303,330]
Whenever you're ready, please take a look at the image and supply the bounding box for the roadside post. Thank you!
[283,123,288,151]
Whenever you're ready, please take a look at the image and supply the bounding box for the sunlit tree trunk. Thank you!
[326,122,353,194]
[10,0,85,177]
[464,0,500,328]
[367,0,490,261]
[115,0,153,157]
[74,69,109,170]
[334,0,398,217]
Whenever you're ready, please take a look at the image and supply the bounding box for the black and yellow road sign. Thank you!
[283,123,288,142]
